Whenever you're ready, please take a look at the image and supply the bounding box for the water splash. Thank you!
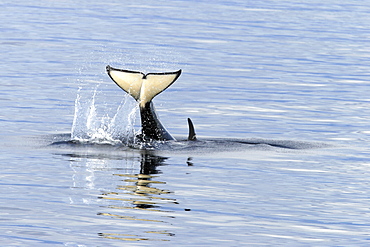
[69,47,182,146]
[71,85,138,145]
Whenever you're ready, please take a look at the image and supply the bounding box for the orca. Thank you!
[106,65,196,142]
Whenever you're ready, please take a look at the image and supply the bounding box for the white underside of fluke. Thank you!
[107,67,181,107]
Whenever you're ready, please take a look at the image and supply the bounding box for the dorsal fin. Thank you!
[187,118,197,141]
[106,65,181,107]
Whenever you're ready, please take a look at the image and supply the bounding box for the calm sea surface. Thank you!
[1,0,370,246]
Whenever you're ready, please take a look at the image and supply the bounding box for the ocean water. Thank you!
[1,0,370,246]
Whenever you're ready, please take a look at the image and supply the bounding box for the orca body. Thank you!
[106,65,195,142]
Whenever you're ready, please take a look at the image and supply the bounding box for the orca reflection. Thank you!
[106,65,196,142]
[117,153,175,210]
[98,152,176,241]
[99,152,177,211]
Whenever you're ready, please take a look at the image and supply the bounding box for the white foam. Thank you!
[71,85,138,145]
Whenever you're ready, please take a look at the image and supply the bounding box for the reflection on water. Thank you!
[68,151,177,242]
[106,156,176,210]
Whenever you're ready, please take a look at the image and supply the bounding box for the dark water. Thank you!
[1,0,370,246]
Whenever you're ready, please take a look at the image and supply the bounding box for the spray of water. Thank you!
[71,85,138,145]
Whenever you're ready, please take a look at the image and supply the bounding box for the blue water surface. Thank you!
[1,0,370,246]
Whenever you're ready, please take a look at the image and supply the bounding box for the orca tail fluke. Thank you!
[187,118,197,141]
[106,65,143,101]
[106,65,181,107]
